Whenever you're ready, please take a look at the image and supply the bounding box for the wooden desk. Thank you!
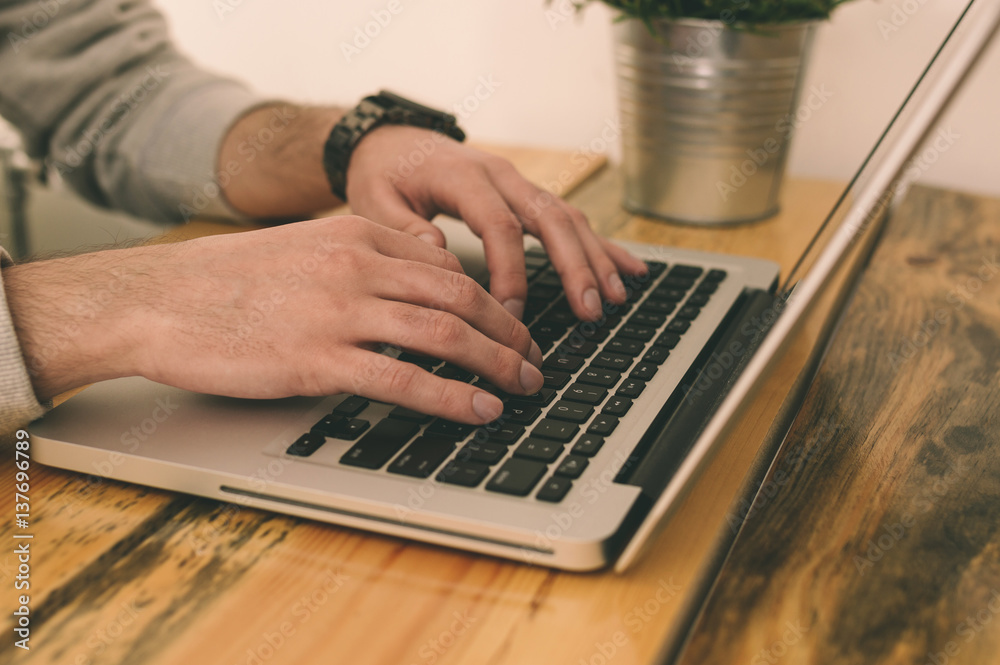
[2,146,996,665]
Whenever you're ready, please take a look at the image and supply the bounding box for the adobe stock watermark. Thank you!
[6,0,71,54]
[877,0,930,41]
[47,66,170,177]
[72,600,144,665]
[179,105,297,221]
[716,83,834,202]
[383,75,502,187]
[924,589,1000,665]
[751,621,808,665]
[407,610,476,665]
[853,456,968,575]
[241,569,351,665]
[340,0,404,62]
[886,252,998,371]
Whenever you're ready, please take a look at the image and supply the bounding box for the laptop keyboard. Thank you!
[285,247,727,503]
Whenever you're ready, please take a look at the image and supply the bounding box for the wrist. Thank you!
[3,246,165,399]
[218,104,345,219]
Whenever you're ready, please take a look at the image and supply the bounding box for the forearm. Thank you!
[1,249,162,400]
[219,104,347,219]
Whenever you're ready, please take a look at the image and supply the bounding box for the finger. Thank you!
[486,168,604,321]
[356,219,463,275]
[344,350,504,424]
[555,200,628,304]
[355,185,448,248]
[599,236,649,277]
[372,258,541,365]
[361,302,544,398]
[434,173,529,320]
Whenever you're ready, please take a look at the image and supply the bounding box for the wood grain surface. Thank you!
[677,184,1000,665]
[3,145,975,665]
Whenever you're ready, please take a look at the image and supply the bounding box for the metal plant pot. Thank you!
[614,18,818,224]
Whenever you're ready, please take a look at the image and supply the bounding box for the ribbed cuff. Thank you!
[0,248,47,434]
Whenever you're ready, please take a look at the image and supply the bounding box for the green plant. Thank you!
[588,0,853,27]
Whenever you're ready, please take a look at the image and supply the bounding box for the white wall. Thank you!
[158,0,999,198]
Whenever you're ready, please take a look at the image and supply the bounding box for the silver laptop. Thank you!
[30,0,999,572]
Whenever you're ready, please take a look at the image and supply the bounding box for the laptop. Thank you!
[29,0,1000,572]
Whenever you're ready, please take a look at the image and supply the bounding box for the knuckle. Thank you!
[425,310,464,346]
[445,272,481,310]
[383,361,419,396]
[486,208,523,235]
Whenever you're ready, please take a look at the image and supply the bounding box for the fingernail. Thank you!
[503,298,525,320]
[608,273,627,301]
[473,392,504,423]
[583,288,603,319]
[528,341,543,367]
[418,232,438,245]
[520,360,544,394]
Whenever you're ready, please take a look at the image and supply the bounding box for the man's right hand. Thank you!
[3,216,544,424]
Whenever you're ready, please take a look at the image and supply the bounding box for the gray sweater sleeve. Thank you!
[0,0,271,431]
[0,0,266,223]
[0,248,45,433]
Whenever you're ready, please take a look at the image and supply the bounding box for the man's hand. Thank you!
[217,105,648,322]
[4,217,544,424]
[346,125,648,321]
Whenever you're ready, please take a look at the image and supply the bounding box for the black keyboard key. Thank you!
[388,406,432,423]
[572,434,605,457]
[426,419,475,440]
[541,368,571,389]
[602,396,633,417]
[556,338,598,358]
[645,261,667,277]
[458,441,508,465]
[548,400,594,424]
[617,324,656,342]
[631,362,658,381]
[504,403,542,425]
[287,432,326,457]
[655,332,681,349]
[398,352,439,370]
[532,419,580,443]
[564,383,607,405]
[578,367,621,388]
[543,354,585,373]
[704,269,727,282]
[686,293,711,307]
[639,299,676,315]
[592,351,634,372]
[573,321,611,343]
[486,459,548,496]
[509,387,556,407]
[629,311,667,327]
[530,321,565,340]
[435,364,473,382]
[332,395,370,417]
[477,422,525,446]
[695,281,718,295]
[536,476,573,502]
[587,415,620,436]
[534,337,555,353]
[668,264,704,279]
[555,455,589,479]
[540,309,577,326]
[676,305,701,320]
[312,415,346,438]
[606,337,645,357]
[513,438,564,462]
[437,460,490,487]
[662,277,695,290]
[650,287,687,303]
[340,419,419,469]
[535,269,563,288]
[616,379,646,399]
[388,436,457,478]
[666,319,691,334]
[339,418,371,440]
[642,347,670,365]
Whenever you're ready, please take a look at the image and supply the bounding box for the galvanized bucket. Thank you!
[614,19,818,224]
